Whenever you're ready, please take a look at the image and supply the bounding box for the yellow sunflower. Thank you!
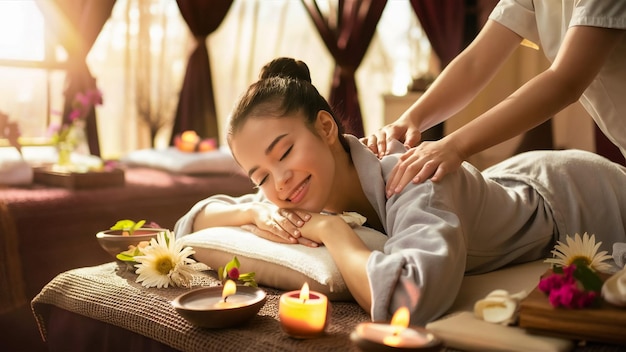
[134,231,197,288]
[544,232,613,273]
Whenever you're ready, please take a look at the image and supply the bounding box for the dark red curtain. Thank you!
[409,0,466,67]
[302,0,387,137]
[409,0,466,140]
[37,0,116,157]
[170,0,233,145]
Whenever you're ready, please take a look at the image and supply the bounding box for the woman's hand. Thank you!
[296,212,351,244]
[360,117,422,158]
[385,138,464,197]
[242,205,313,245]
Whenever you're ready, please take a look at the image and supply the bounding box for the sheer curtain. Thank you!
[88,0,192,158]
[209,0,431,144]
[37,0,116,157]
[85,0,431,158]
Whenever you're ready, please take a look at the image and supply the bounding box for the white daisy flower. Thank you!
[544,232,613,273]
[134,231,197,288]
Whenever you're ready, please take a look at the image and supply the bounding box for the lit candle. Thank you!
[175,130,200,152]
[212,280,240,308]
[171,284,267,329]
[351,307,442,351]
[278,282,329,338]
[174,130,217,152]
[222,280,237,300]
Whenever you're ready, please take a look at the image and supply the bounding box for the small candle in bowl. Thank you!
[351,307,442,351]
[172,280,266,328]
[278,282,329,338]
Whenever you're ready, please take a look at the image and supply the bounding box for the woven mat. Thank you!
[31,262,370,352]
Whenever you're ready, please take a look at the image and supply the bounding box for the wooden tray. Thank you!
[518,271,626,345]
[33,166,125,189]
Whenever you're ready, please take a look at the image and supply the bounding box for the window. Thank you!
[0,0,67,144]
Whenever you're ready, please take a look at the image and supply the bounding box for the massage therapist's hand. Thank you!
[386,138,464,197]
[360,116,421,158]
[241,204,312,245]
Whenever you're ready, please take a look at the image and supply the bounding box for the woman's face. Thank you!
[230,112,337,212]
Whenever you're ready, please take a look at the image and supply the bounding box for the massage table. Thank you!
[30,260,623,352]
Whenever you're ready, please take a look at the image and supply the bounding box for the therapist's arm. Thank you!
[363,20,522,156]
[385,25,624,196]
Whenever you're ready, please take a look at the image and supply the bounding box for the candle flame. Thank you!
[382,307,410,347]
[222,279,237,301]
[181,130,199,142]
[299,282,310,302]
[390,306,410,329]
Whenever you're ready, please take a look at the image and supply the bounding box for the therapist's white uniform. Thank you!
[490,0,626,157]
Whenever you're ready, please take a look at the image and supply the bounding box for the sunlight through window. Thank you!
[0,1,45,61]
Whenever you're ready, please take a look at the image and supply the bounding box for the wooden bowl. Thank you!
[95,228,167,260]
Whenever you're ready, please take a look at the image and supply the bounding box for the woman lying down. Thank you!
[174,57,626,326]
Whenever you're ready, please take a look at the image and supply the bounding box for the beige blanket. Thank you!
[31,262,370,352]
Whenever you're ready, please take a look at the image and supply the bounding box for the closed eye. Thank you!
[280,145,293,161]
[252,144,292,188]
[254,175,268,188]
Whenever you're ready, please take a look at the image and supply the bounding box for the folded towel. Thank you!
[121,146,243,175]
[0,150,33,185]
[426,312,573,352]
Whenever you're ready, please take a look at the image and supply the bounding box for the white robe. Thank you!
[175,135,626,325]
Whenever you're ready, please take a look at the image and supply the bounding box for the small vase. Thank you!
[53,122,88,172]
[56,141,74,167]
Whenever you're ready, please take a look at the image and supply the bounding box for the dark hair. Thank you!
[227,57,349,152]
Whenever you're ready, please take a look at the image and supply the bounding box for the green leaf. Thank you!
[243,281,258,288]
[224,257,240,273]
[552,266,564,274]
[116,253,137,262]
[110,219,136,231]
[238,272,255,280]
[133,220,146,231]
[573,264,603,292]
[218,266,225,282]
[109,219,148,236]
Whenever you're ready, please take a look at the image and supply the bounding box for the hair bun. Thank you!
[259,57,312,83]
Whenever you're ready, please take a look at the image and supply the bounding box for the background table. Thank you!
[0,166,253,351]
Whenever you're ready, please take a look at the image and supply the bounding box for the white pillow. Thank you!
[121,146,243,175]
[180,226,388,301]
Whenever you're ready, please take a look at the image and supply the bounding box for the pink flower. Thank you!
[540,264,599,309]
[539,274,563,293]
[538,265,576,293]
[548,283,597,309]
[75,92,90,107]
[68,109,82,122]
[227,267,240,280]
[68,88,103,123]
[144,221,162,229]
[87,89,103,105]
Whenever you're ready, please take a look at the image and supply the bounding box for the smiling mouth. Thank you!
[287,176,311,203]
